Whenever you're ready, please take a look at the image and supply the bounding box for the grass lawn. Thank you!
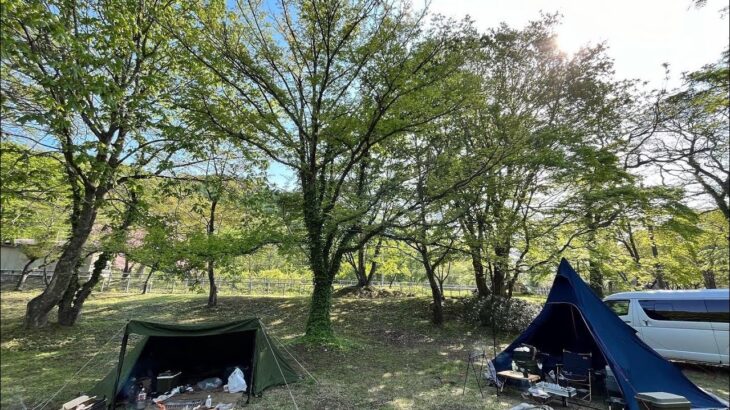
[1,291,728,410]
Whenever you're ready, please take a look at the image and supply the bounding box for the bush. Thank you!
[463,295,541,334]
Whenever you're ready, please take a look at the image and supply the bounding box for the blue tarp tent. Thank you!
[493,259,727,410]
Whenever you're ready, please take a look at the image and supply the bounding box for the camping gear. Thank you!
[154,399,203,410]
[635,392,691,410]
[157,371,181,394]
[492,259,728,410]
[558,350,592,401]
[91,318,299,408]
[62,395,97,410]
[227,367,247,393]
[196,377,223,391]
[510,403,553,410]
[462,350,488,397]
[535,381,577,407]
[512,344,540,377]
[135,388,146,410]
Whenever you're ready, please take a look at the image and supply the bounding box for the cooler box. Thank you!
[156,371,181,394]
[635,392,691,410]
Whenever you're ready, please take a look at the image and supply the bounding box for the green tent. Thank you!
[92,318,298,407]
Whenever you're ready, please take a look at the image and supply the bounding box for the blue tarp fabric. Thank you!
[492,258,727,410]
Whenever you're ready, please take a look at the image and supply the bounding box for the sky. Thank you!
[428,0,729,89]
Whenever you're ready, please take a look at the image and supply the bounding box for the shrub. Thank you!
[463,295,542,334]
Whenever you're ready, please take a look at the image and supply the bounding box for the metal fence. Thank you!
[0,269,550,297]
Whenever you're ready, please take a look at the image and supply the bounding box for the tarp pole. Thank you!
[110,326,129,409]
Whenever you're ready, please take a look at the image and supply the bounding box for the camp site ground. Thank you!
[1,288,728,410]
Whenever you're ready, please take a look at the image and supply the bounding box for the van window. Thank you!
[606,300,630,316]
[639,299,728,323]
[705,299,730,323]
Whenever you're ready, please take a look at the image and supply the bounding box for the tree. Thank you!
[174,0,471,340]
[128,157,281,303]
[2,0,186,327]
[452,17,639,298]
[393,133,463,325]
[186,142,268,306]
[652,57,729,222]
[611,186,701,289]
[344,236,385,288]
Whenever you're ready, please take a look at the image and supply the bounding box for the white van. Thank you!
[604,289,729,366]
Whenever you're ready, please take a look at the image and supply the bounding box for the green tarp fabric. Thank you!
[91,318,298,402]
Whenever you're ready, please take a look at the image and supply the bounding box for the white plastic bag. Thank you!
[227,367,247,393]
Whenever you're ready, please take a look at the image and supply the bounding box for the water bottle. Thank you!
[205,394,212,408]
[136,388,146,410]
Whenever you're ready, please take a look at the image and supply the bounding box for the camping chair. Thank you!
[558,350,592,402]
[512,344,540,378]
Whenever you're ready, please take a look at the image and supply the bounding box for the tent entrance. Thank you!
[523,303,608,371]
[120,330,256,397]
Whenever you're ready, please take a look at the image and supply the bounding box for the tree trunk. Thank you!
[122,257,132,278]
[588,257,604,298]
[469,247,490,297]
[437,277,445,301]
[506,274,520,299]
[15,258,38,291]
[58,252,111,326]
[417,246,444,325]
[353,238,383,287]
[492,243,510,297]
[207,199,218,307]
[142,269,154,294]
[703,270,717,289]
[424,264,444,325]
[207,260,218,307]
[305,263,335,339]
[42,266,51,287]
[56,191,138,326]
[646,222,667,289]
[301,167,339,340]
[585,219,604,298]
[24,200,97,328]
[355,247,368,287]
[57,270,80,321]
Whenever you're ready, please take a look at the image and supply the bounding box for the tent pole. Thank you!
[247,329,257,404]
[489,291,499,397]
[110,326,129,409]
